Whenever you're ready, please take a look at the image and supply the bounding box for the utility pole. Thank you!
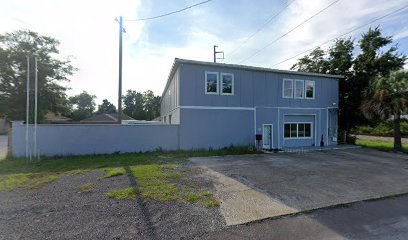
[213,45,224,63]
[118,16,123,124]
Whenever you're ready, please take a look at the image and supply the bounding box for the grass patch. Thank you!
[185,193,202,203]
[128,164,180,201]
[356,138,408,153]
[0,146,255,176]
[0,173,58,191]
[65,169,90,175]
[103,167,125,178]
[107,187,139,200]
[0,146,254,198]
[203,198,221,208]
[77,183,94,193]
[200,191,212,197]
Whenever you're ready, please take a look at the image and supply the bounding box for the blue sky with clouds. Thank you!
[1,0,407,105]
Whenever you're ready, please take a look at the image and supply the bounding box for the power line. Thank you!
[228,0,296,58]
[270,4,408,68]
[238,0,341,64]
[126,0,212,21]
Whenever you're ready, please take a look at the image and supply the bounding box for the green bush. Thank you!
[354,120,408,136]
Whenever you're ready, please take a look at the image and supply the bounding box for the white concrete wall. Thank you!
[12,122,179,157]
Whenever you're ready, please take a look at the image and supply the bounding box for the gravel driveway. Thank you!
[0,168,224,239]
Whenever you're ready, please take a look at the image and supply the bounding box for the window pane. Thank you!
[306,81,314,98]
[284,124,290,138]
[305,123,311,137]
[283,80,293,98]
[298,123,305,137]
[290,124,297,138]
[206,73,218,93]
[222,74,233,94]
[295,80,304,98]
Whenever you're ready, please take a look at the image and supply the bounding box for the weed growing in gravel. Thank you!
[129,164,179,201]
[203,198,221,208]
[0,173,58,191]
[200,191,212,197]
[185,193,202,203]
[77,183,94,193]
[65,169,90,175]
[107,187,139,200]
[0,146,254,195]
[103,168,125,178]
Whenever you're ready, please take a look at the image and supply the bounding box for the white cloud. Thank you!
[1,0,406,106]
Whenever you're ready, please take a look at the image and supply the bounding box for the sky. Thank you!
[1,0,407,106]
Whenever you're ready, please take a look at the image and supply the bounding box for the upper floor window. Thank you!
[305,80,315,99]
[283,79,293,98]
[294,80,304,99]
[221,73,234,95]
[205,72,219,94]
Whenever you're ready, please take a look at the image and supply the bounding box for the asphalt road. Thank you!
[0,135,8,159]
[206,194,408,240]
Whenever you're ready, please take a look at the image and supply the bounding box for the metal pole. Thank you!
[26,56,30,159]
[118,16,123,124]
[213,45,216,63]
[34,55,38,159]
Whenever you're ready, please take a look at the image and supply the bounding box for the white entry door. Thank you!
[262,124,273,150]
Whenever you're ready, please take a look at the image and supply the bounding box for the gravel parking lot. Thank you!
[0,168,224,240]
[1,148,408,239]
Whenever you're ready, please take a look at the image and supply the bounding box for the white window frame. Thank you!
[220,73,234,95]
[205,71,219,95]
[294,80,304,99]
[282,79,293,98]
[305,80,315,99]
[283,122,313,139]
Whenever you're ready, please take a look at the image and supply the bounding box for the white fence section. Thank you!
[11,121,179,157]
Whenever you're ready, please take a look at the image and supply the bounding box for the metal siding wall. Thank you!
[179,108,254,149]
[255,107,279,149]
[12,122,179,157]
[171,63,339,149]
[277,109,323,148]
[179,63,338,109]
[161,68,179,117]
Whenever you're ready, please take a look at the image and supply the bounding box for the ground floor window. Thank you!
[284,123,312,138]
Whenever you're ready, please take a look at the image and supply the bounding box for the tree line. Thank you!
[0,30,161,122]
[291,27,407,150]
[69,90,160,121]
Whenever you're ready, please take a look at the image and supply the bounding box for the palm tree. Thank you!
[361,70,408,150]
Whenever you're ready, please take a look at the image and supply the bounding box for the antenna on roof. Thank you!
[213,45,224,63]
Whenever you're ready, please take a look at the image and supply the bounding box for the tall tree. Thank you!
[291,27,406,135]
[326,38,355,132]
[122,89,161,120]
[361,70,408,150]
[349,27,406,129]
[290,47,328,73]
[97,99,117,114]
[123,90,145,120]
[0,30,75,122]
[69,91,96,121]
[142,90,161,120]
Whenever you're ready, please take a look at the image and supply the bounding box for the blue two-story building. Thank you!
[161,58,341,150]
